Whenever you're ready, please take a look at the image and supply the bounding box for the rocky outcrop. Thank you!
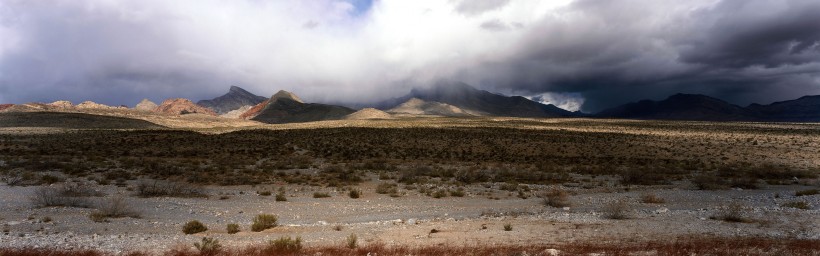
[154,98,217,116]
[0,104,14,112]
[76,101,114,110]
[345,108,393,120]
[387,98,472,117]
[48,101,74,110]
[135,99,159,112]
[220,105,253,119]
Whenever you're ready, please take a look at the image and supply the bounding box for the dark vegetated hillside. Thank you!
[0,112,165,129]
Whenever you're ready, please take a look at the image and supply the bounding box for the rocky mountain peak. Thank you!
[197,86,267,114]
[271,90,303,103]
[135,99,158,111]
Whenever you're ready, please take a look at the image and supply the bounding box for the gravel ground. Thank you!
[1,181,818,254]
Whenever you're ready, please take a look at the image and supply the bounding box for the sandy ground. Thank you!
[1,179,817,254]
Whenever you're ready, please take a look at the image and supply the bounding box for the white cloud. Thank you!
[529,93,585,112]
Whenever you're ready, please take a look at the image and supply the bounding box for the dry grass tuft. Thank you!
[711,202,754,223]
[543,189,571,208]
[251,214,278,232]
[603,199,632,220]
[640,193,666,204]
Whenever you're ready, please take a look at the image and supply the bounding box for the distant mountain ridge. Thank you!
[3,83,820,123]
[377,81,575,118]
[746,95,820,122]
[197,86,267,114]
[597,93,820,122]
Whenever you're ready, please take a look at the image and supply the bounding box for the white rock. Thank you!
[406,218,417,225]
[655,208,669,214]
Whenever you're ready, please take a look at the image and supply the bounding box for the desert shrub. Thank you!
[275,192,287,202]
[375,182,398,194]
[740,165,817,181]
[40,174,61,184]
[257,191,272,196]
[333,224,344,231]
[692,174,729,190]
[313,192,331,198]
[500,183,519,192]
[193,237,222,256]
[266,236,302,253]
[620,169,671,185]
[30,186,91,208]
[182,220,208,234]
[781,201,810,210]
[711,202,752,223]
[641,193,666,204]
[346,234,358,249]
[503,223,512,231]
[1,172,24,186]
[88,196,140,222]
[431,189,448,199]
[543,189,570,208]
[251,214,278,232]
[59,181,104,197]
[88,212,107,223]
[348,189,361,199]
[136,180,206,198]
[449,188,466,197]
[729,177,760,189]
[795,189,819,196]
[324,165,363,184]
[603,199,631,220]
[226,223,240,234]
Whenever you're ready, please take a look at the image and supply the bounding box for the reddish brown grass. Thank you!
[1,237,818,256]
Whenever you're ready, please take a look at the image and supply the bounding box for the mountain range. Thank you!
[374,81,575,118]
[2,82,819,124]
[597,93,820,122]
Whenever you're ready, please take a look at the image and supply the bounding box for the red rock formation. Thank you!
[239,99,269,119]
[0,104,14,111]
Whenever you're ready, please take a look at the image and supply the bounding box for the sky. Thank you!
[0,0,819,112]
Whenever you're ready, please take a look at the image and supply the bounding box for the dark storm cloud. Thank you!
[454,0,820,112]
[0,0,818,112]
[680,0,820,69]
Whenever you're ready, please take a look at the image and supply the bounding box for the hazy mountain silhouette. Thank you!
[747,95,820,122]
[598,93,820,122]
